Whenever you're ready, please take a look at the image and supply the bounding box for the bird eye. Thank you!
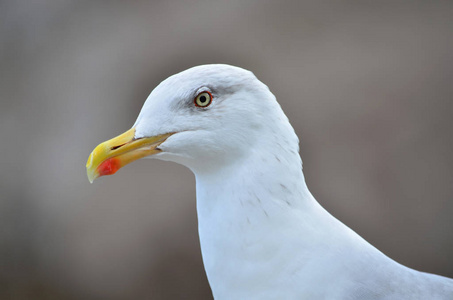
[194,91,212,107]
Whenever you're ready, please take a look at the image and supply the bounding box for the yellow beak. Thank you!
[86,128,174,183]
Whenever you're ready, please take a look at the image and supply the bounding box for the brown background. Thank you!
[1,0,452,299]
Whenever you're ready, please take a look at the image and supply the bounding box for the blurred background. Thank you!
[1,0,452,299]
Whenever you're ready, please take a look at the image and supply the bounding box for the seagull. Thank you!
[86,64,453,299]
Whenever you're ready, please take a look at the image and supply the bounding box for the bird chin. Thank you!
[152,151,193,166]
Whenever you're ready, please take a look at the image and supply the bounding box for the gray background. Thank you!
[1,0,452,299]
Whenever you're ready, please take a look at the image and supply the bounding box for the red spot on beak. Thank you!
[97,158,121,177]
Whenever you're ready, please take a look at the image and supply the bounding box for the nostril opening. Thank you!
[111,143,125,150]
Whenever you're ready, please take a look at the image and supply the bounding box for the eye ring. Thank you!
[194,91,213,107]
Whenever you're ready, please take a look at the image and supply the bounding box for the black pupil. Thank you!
[199,95,207,103]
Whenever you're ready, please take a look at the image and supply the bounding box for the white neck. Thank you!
[193,137,350,298]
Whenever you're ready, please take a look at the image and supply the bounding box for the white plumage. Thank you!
[92,64,453,299]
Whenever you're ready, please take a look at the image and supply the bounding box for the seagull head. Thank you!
[86,64,295,182]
